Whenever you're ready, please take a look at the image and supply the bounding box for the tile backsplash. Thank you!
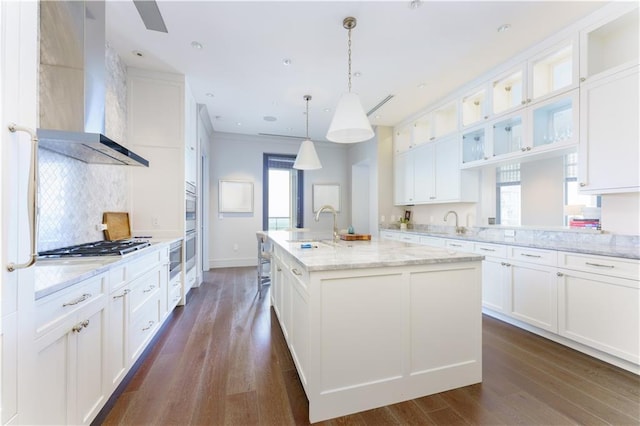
[38,150,128,251]
[37,43,129,252]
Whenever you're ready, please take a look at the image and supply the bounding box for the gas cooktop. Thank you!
[38,239,151,258]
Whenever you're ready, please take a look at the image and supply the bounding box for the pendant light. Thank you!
[293,95,322,170]
[326,16,374,144]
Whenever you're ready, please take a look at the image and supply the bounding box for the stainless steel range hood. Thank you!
[38,1,149,167]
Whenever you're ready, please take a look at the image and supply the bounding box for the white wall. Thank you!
[601,193,640,235]
[209,132,349,268]
[521,157,564,227]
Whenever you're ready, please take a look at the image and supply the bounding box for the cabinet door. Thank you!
[34,322,73,425]
[108,287,129,389]
[579,66,639,193]
[393,152,414,205]
[482,259,508,313]
[506,261,558,332]
[434,137,460,201]
[558,269,639,363]
[75,306,107,425]
[413,143,434,202]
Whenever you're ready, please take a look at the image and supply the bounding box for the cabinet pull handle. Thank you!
[580,77,586,82]
[449,243,462,247]
[142,321,155,331]
[291,268,302,276]
[579,182,586,187]
[585,262,614,269]
[557,272,564,277]
[277,267,282,271]
[480,248,495,252]
[63,293,92,307]
[501,262,511,267]
[71,319,90,333]
[113,289,130,299]
[429,196,436,199]
[143,285,156,293]
[521,253,541,258]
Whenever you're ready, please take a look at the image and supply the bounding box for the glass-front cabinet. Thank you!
[530,90,578,150]
[492,68,525,116]
[528,39,578,102]
[461,86,488,128]
[461,126,488,165]
[492,114,525,157]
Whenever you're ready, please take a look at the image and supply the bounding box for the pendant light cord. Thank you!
[347,26,352,93]
[305,97,310,138]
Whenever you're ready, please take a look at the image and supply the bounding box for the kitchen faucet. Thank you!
[444,210,465,234]
[315,205,339,242]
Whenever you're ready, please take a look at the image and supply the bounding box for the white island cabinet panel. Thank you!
[319,273,404,391]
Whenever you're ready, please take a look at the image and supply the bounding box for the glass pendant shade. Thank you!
[293,139,322,170]
[326,92,374,143]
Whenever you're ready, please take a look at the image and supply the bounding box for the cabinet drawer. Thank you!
[129,297,161,363]
[36,274,106,335]
[126,249,162,282]
[419,236,446,247]
[168,279,182,308]
[379,230,398,241]
[129,267,161,316]
[474,242,507,258]
[445,239,474,252]
[109,264,127,293]
[396,233,419,243]
[508,246,557,266]
[558,252,639,280]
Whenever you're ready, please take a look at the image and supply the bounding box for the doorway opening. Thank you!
[263,154,304,231]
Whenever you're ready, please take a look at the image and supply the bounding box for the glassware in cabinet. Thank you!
[492,114,524,156]
[531,90,578,149]
[462,126,488,164]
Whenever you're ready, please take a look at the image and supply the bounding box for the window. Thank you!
[496,164,521,226]
[263,154,303,231]
[564,152,601,227]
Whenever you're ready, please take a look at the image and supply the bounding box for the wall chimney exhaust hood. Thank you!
[38,0,149,167]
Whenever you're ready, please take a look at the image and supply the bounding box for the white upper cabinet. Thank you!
[393,100,458,154]
[461,85,489,128]
[492,66,525,116]
[580,6,639,83]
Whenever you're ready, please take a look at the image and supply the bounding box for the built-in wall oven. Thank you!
[186,182,196,233]
[169,239,183,280]
[185,230,196,272]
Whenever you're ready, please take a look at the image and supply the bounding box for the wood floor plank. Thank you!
[96,267,640,426]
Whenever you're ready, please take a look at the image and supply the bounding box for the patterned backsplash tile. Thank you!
[38,149,128,252]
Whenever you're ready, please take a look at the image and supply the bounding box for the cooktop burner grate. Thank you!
[39,240,151,258]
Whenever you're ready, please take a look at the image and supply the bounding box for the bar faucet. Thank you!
[444,210,464,234]
[315,205,338,242]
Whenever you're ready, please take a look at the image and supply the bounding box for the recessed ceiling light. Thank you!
[132,50,144,57]
[408,0,422,9]
[191,41,203,50]
[263,116,277,122]
[282,58,292,66]
[205,92,214,98]
[236,122,242,126]
[497,24,511,33]
[323,108,331,113]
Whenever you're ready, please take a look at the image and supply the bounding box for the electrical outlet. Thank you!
[152,217,159,227]
[504,229,516,238]
[380,215,385,223]
[95,224,107,231]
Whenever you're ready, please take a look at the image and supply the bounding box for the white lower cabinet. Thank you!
[33,273,108,425]
[128,265,162,364]
[506,260,558,332]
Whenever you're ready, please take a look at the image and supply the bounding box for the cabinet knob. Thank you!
[580,77,586,82]
[521,100,526,105]
[484,157,489,160]
[526,146,531,151]
[557,272,564,277]
[521,147,527,152]
[579,182,586,187]
[484,116,488,120]
[527,99,531,104]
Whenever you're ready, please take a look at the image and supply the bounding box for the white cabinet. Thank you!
[578,66,639,193]
[33,273,108,425]
[394,136,478,205]
[107,267,129,391]
[461,85,489,128]
[557,252,639,364]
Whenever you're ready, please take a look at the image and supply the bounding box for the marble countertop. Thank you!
[267,231,484,272]
[34,238,177,300]
[381,228,640,260]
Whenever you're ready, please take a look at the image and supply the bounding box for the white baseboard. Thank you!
[209,257,256,269]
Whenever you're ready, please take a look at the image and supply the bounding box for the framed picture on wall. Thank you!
[313,183,340,213]
[219,180,254,213]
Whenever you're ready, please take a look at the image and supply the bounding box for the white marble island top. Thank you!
[267,230,483,272]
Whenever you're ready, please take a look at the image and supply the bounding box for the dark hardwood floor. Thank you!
[98,267,639,425]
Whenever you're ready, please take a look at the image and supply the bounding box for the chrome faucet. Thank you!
[315,205,338,242]
[444,210,464,234]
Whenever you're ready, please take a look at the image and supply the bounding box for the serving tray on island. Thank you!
[339,233,371,241]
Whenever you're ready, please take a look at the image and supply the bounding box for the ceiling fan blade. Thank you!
[133,0,168,33]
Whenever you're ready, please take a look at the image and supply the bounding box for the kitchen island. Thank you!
[267,231,484,423]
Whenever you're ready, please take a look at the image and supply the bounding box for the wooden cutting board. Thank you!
[103,212,132,241]
[339,234,371,241]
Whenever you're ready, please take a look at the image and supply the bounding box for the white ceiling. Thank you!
[105,0,607,143]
